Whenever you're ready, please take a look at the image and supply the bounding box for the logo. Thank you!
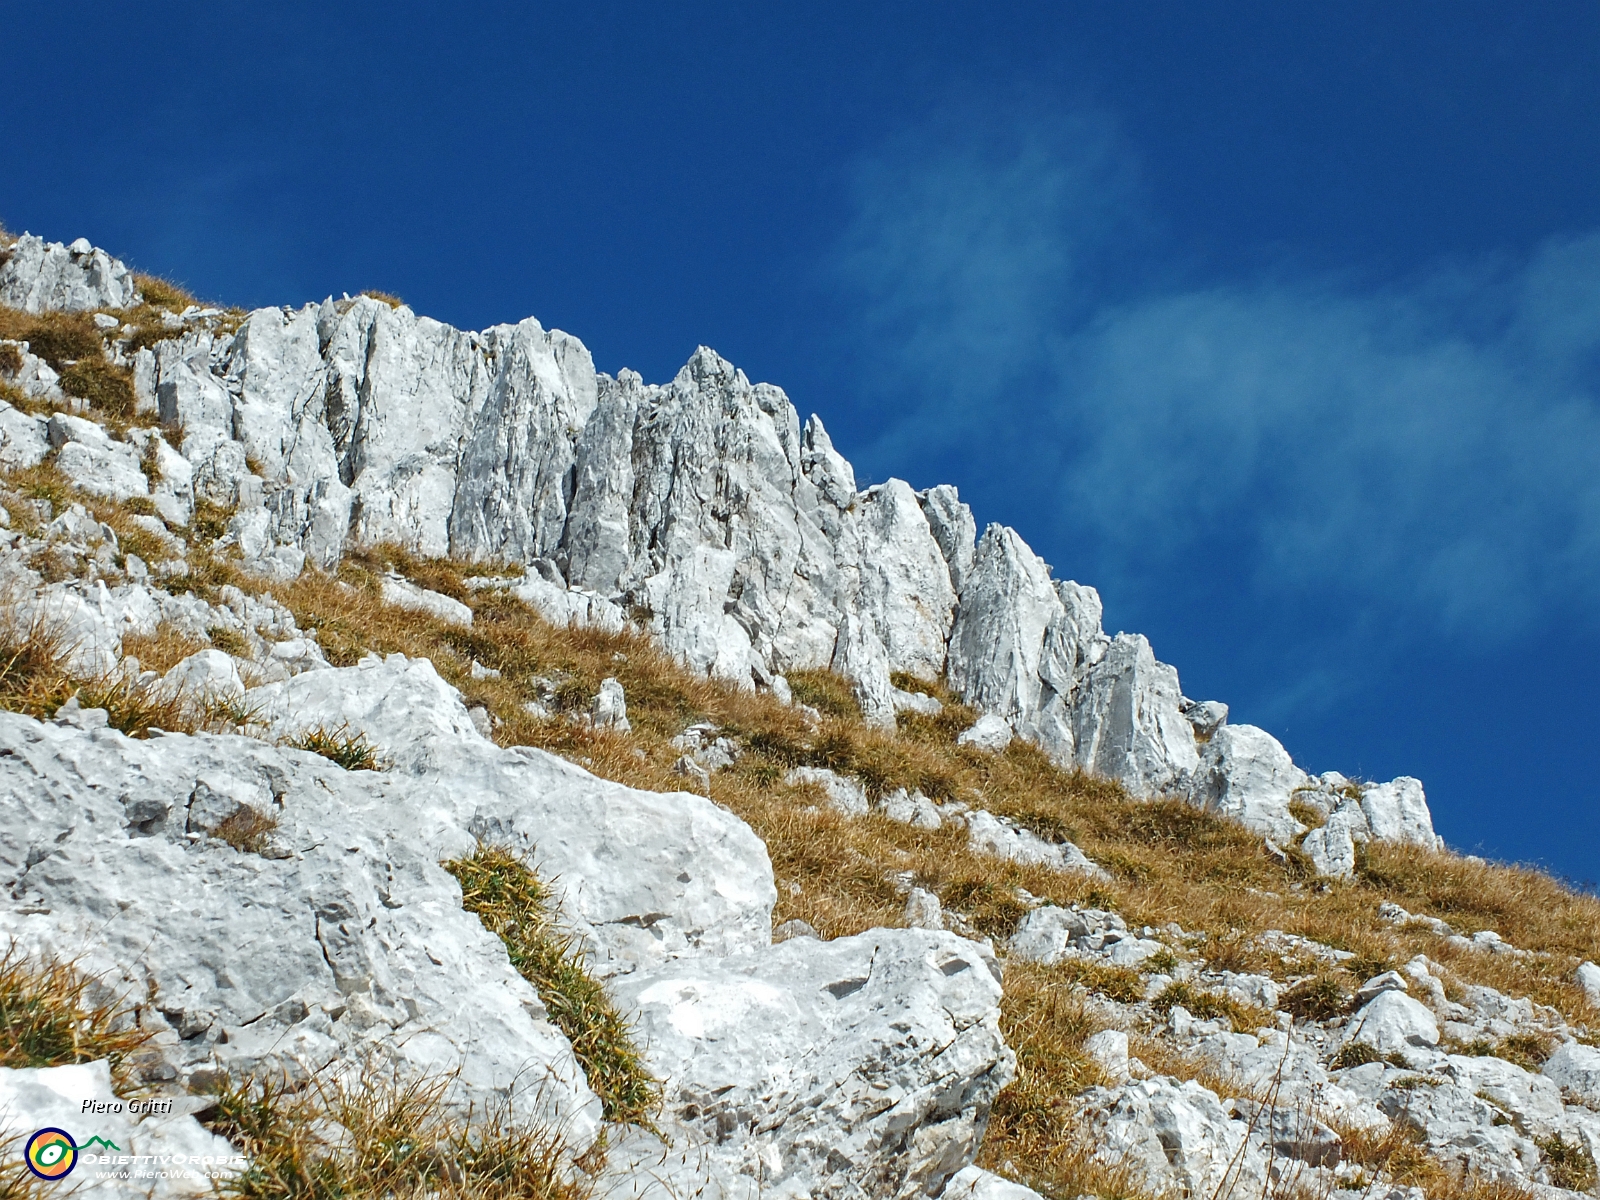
[25,1129,78,1180]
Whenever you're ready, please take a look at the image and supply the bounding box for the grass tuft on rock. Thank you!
[0,944,150,1082]
[204,1068,585,1200]
[0,612,207,738]
[58,358,135,420]
[444,845,659,1127]
[282,724,384,771]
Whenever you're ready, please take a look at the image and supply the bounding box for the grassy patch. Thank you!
[204,1068,584,1200]
[133,274,197,313]
[213,804,279,854]
[1280,973,1351,1021]
[58,358,135,420]
[980,963,1158,1200]
[0,307,100,368]
[1150,980,1274,1030]
[1537,1133,1598,1193]
[0,944,150,1083]
[444,845,658,1127]
[360,291,405,309]
[283,724,384,771]
[0,613,206,738]
[1330,1041,1407,1070]
[787,667,860,719]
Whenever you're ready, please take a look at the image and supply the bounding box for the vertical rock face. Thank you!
[0,233,1441,850]
[947,525,1061,723]
[0,234,140,312]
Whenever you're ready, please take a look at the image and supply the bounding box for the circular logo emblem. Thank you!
[25,1129,77,1180]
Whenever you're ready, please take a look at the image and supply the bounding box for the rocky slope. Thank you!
[0,229,1597,1200]
[0,231,1431,870]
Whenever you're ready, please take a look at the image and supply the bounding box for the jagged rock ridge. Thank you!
[0,231,1438,857]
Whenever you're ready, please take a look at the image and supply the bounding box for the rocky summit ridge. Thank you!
[0,230,1431,871]
[0,229,1597,1200]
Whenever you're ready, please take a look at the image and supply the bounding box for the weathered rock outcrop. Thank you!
[0,655,1014,1198]
[0,233,1440,850]
[0,233,140,312]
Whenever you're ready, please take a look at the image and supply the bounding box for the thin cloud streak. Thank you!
[829,113,1600,644]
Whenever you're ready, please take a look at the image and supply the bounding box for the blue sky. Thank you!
[6,2,1598,881]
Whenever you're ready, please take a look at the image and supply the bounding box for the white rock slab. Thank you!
[612,928,1014,1200]
[0,234,139,312]
[380,575,473,627]
[1344,991,1440,1058]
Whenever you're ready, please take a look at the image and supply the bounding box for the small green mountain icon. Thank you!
[78,1137,121,1152]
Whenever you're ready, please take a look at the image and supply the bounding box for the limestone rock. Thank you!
[905,886,943,930]
[1355,971,1411,1005]
[1303,811,1359,879]
[784,765,870,816]
[1375,1080,1541,1179]
[592,677,630,732]
[0,339,65,401]
[946,525,1060,727]
[880,787,942,829]
[957,713,1012,752]
[380,575,473,627]
[1440,1054,1566,1137]
[963,811,1106,877]
[917,484,977,595]
[942,1165,1046,1200]
[241,655,778,977]
[0,233,139,312]
[5,230,1441,867]
[1543,1042,1600,1108]
[1344,991,1440,1059]
[1358,778,1440,849]
[1577,961,1600,1008]
[891,686,943,716]
[478,565,626,633]
[1008,905,1160,968]
[155,649,246,709]
[1080,1077,1265,1200]
[1186,724,1308,841]
[0,704,602,1146]
[0,402,49,470]
[611,928,1014,1199]
[1070,633,1199,796]
[47,413,150,502]
[1083,1029,1132,1083]
[1181,698,1228,738]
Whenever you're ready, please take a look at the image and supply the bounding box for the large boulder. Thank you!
[1343,992,1440,1060]
[1358,777,1440,849]
[1068,633,1199,796]
[1542,1041,1600,1108]
[1186,724,1309,841]
[612,929,1014,1199]
[1079,1077,1266,1200]
[946,525,1061,726]
[246,654,777,977]
[0,704,602,1146]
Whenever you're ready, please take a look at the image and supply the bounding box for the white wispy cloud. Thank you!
[829,110,1600,645]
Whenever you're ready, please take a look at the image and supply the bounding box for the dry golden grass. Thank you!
[122,620,210,673]
[0,944,152,1084]
[228,543,1600,1027]
[4,454,1599,1196]
[204,1068,585,1200]
[133,273,197,313]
